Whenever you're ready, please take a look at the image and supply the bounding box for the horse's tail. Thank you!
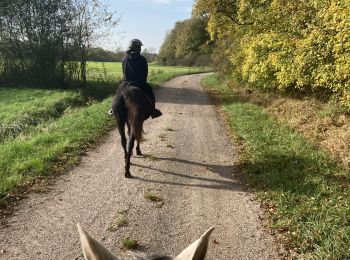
[132,117,144,143]
[127,102,144,143]
[126,103,142,142]
[123,86,151,142]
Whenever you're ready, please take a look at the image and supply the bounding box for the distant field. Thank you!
[87,61,208,83]
[0,62,209,198]
[87,61,123,81]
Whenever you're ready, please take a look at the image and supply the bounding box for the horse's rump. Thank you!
[122,85,152,141]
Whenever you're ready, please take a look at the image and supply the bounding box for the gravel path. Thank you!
[0,74,280,259]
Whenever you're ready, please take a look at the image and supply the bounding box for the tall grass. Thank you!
[0,88,81,123]
[0,88,84,142]
[201,74,350,258]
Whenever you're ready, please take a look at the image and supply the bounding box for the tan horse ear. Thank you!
[77,223,119,260]
[175,227,215,260]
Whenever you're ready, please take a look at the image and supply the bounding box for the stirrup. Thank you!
[108,108,113,116]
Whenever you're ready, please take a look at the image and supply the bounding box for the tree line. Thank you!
[157,17,213,66]
[192,0,350,109]
[88,47,158,63]
[0,0,117,87]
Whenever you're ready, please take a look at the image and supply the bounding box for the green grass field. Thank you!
[0,62,209,198]
[87,61,123,81]
[87,61,207,83]
[201,74,350,259]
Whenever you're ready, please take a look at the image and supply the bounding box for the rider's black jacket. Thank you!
[122,51,148,84]
[121,51,155,105]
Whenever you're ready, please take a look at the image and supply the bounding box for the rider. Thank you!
[120,39,162,119]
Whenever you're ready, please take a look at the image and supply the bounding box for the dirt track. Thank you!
[0,74,280,259]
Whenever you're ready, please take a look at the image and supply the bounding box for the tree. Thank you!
[87,47,121,62]
[141,47,158,63]
[193,0,350,109]
[157,16,213,66]
[0,0,119,87]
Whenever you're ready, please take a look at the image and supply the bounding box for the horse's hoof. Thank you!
[136,150,142,156]
[125,172,132,178]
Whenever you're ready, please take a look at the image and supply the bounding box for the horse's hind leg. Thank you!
[125,133,135,178]
[136,140,142,155]
[127,122,131,136]
[120,125,127,158]
[126,122,133,156]
[112,95,127,159]
[128,121,141,155]
[117,120,127,159]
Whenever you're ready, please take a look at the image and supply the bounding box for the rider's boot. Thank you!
[151,108,162,119]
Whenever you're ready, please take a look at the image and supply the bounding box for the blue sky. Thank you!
[104,0,194,53]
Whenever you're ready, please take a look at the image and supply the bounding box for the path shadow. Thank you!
[156,86,211,106]
[236,152,349,197]
[155,84,254,107]
[131,156,242,192]
[155,157,236,180]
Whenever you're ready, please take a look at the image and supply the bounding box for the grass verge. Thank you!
[0,92,85,142]
[201,74,350,259]
[0,99,113,197]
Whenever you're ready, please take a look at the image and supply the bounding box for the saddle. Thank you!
[125,81,145,89]
[122,81,162,119]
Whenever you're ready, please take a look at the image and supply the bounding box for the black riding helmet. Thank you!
[128,39,143,53]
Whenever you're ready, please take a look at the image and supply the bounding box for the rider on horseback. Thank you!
[111,39,162,119]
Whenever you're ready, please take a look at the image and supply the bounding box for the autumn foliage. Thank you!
[194,0,350,108]
[157,17,213,66]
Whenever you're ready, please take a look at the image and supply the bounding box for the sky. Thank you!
[103,0,194,53]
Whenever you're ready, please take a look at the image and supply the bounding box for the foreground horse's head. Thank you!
[77,224,214,260]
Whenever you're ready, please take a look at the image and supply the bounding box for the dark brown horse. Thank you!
[111,83,152,178]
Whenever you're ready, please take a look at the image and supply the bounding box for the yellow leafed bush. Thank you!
[194,0,350,109]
